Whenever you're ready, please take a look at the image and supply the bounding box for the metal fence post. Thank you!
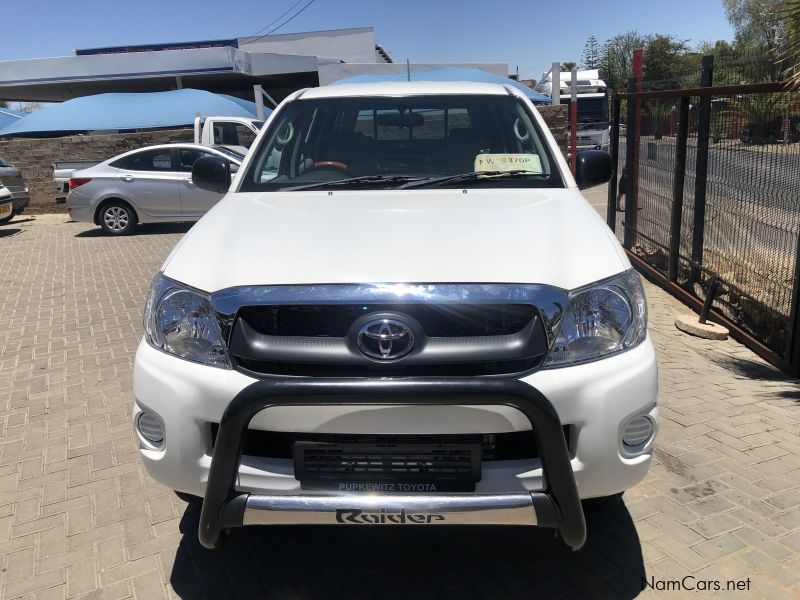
[787,230,800,375]
[690,55,714,285]
[607,97,621,232]
[668,96,690,282]
[623,79,637,249]
[630,49,643,243]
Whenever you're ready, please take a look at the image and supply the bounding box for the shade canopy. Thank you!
[331,67,551,104]
[0,89,264,137]
[0,108,25,131]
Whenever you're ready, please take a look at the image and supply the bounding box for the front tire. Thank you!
[582,492,624,507]
[99,201,136,235]
[174,491,203,507]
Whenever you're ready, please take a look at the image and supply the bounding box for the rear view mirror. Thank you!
[376,112,424,128]
[575,150,612,190]
[192,156,231,193]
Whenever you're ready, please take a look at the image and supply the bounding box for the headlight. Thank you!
[543,269,647,367]
[143,273,230,368]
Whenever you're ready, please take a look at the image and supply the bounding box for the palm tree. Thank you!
[645,100,675,139]
[561,62,577,72]
[734,93,784,143]
[784,0,800,88]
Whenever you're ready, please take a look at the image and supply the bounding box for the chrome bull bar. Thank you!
[198,378,587,550]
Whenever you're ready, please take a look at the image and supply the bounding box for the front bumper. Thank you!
[8,191,29,213]
[134,337,658,550]
[197,377,586,550]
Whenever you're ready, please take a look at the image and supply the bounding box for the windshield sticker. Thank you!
[474,154,542,174]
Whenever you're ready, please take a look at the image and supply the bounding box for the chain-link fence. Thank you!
[636,46,787,91]
[610,79,800,372]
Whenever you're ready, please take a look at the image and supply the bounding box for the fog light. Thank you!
[622,415,653,448]
[137,412,164,445]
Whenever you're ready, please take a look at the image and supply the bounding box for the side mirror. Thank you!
[192,156,231,193]
[575,150,612,190]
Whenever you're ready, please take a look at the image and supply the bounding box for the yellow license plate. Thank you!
[0,204,11,216]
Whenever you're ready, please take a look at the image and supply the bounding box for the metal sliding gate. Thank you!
[607,64,800,375]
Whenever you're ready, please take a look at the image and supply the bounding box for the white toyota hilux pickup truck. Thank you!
[133,81,658,551]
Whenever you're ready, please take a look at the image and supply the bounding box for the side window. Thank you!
[214,122,258,148]
[235,124,257,148]
[178,149,210,172]
[111,149,173,171]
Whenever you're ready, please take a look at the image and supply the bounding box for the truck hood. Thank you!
[163,188,629,292]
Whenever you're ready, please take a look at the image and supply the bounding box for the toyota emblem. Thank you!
[356,319,414,360]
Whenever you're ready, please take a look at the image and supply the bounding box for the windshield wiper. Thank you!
[398,170,542,189]
[284,174,423,192]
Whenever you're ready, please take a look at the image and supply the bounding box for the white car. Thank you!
[66,143,243,235]
[133,81,658,551]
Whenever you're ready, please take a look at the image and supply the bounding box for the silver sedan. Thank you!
[66,143,243,235]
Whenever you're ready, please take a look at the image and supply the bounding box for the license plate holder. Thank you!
[294,441,481,492]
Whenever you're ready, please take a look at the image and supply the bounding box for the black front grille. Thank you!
[238,303,537,338]
[209,425,572,461]
[294,441,481,490]
[230,302,546,377]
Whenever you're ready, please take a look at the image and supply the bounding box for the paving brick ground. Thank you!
[0,213,798,599]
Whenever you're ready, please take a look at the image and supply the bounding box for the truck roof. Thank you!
[301,81,512,99]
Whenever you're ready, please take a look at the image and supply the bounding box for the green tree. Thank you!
[782,0,800,87]
[599,30,649,91]
[723,0,785,80]
[724,0,783,47]
[642,34,691,88]
[561,61,577,71]
[696,39,749,84]
[734,92,784,142]
[581,36,601,69]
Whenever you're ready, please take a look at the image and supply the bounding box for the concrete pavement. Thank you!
[0,213,798,599]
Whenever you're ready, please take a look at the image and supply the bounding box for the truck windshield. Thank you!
[241,94,563,191]
[567,97,609,128]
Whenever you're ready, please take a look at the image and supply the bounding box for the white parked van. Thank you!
[133,81,658,551]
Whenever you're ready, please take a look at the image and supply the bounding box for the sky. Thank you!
[0,0,735,82]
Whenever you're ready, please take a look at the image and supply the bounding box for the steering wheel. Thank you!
[312,160,349,171]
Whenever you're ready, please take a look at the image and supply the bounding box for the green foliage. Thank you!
[642,34,693,89]
[783,0,800,88]
[723,0,796,83]
[733,93,785,142]
[644,99,675,138]
[588,1,799,91]
[598,31,648,91]
[724,0,784,48]
[561,61,577,71]
[582,36,601,69]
